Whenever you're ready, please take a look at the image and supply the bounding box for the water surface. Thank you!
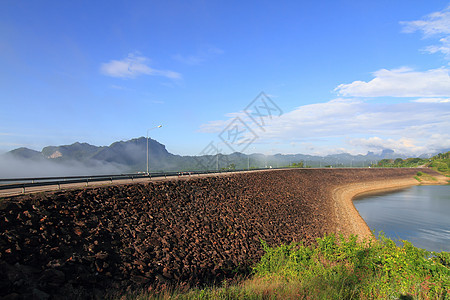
[354,185,450,252]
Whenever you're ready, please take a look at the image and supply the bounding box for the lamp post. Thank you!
[216,142,220,171]
[147,125,162,174]
[248,146,255,171]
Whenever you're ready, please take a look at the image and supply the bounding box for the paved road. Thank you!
[0,169,277,198]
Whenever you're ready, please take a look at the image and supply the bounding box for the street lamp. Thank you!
[248,146,256,171]
[216,142,221,171]
[147,125,162,174]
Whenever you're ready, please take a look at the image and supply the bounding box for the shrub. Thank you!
[252,234,449,299]
[132,234,450,299]
[437,162,448,172]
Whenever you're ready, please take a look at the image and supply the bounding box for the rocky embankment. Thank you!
[0,168,429,299]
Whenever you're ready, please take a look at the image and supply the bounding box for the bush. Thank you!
[252,234,449,299]
[437,162,448,172]
[132,234,449,299]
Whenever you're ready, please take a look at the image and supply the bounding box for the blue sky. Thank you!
[1,1,449,156]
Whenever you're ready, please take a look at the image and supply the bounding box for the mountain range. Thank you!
[0,137,442,178]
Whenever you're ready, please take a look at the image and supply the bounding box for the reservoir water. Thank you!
[354,185,450,252]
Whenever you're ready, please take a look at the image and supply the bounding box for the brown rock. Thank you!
[73,227,82,236]
[95,251,109,260]
[131,275,150,284]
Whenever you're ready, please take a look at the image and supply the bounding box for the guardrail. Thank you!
[0,168,271,194]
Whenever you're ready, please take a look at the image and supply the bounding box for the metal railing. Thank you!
[0,167,272,194]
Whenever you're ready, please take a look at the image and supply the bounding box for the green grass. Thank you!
[125,234,449,299]
[415,171,438,182]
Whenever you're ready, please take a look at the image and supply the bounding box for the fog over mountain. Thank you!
[0,137,442,178]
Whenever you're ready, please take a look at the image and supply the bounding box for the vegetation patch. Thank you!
[376,151,450,177]
[414,171,438,182]
[376,157,428,168]
[129,234,449,299]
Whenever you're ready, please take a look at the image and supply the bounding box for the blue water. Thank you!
[354,185,450,252]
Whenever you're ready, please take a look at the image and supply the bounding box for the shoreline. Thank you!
[332,173,449,240]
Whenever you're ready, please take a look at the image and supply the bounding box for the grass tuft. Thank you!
[415,171,437,182]
[125,234,449,299]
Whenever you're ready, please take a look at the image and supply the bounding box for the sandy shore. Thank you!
[332,173,449,241]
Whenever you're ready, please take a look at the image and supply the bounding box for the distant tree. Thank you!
[291,161,304,168]
[394,158,403,165]
[436,162,448,172]
[378,159,392,167]
[406,158,423,164]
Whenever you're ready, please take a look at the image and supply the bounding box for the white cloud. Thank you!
[413,97,450,103]
[401,5,450,60]
[270,99,450,155]
[348,135,450,156]
[200,98,450,155]
[173,46,224,65]
[100,53,181,79]
[334,67,450,97]
[424,37,450,59]
[401,5,450,36]
[425,133,450,151]
[348,137,427,156]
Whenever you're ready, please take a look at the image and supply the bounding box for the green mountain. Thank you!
[42,142,103,161]
[4,137,446,176]
[7,147,43,160]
